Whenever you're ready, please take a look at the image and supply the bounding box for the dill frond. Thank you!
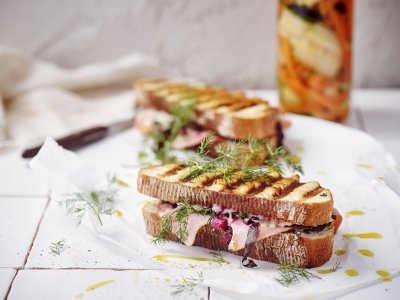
[330,262,341,272]
[182,137,303,182]
[49,239,66,256]
[209,250,228,266]
[170,271,204,296]
[152,200,215,245]
[275,265,321,287]
[61,189,116,226]
[140,100,198,164]
[110,176,130,188]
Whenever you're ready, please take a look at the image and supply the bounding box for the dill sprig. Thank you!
[168,100,197,143]
[170,271,204,296]
[61,190,116,226]
[153,199,215,246]
[183,137,303,182]
[111,175,130,188]
[141,99,198,164]
[49,239,66,256]
[275,265,321,287]
[330,262,341,272]
[264,143,303,175]
[209,250,228,266]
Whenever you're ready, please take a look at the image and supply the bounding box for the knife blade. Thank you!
[21,118,134,158]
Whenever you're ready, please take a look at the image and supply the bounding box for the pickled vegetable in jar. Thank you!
[277,0,353,121]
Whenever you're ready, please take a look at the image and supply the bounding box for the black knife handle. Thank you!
[21,126,108,158]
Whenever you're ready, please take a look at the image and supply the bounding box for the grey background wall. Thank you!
[0,0,399,89]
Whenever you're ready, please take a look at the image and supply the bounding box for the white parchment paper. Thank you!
[30,114,400,299]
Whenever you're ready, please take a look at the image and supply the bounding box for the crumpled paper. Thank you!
[29,114,400,299]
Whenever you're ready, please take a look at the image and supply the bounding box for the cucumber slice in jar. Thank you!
[278,8,342,78]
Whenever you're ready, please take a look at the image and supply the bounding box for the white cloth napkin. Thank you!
[0,46,175,149]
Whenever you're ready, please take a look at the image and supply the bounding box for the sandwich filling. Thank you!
[157,201,293,251]
[153,200,341,263]
[135,107,283,151]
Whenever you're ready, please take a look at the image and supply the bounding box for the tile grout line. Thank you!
[4,270,19,300]
[5,193,52,299]
[21,192,52,268]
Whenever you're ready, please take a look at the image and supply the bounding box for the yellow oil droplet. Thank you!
[316,269,335,274]
[85,280,114,292]
[75,293,84,299]
[376,270,392,282]
[335,250,346,256]
[358,249,374,257]
[346,210,364,218]
[357,163,373,170]
[112,210,123,217]
[153,254,229,264]
[163,278,172,282]
[295,145,304,153]
[343,232,383,239]
[345,269,359,277]
[291,155,302,163]
[317,170,328,176]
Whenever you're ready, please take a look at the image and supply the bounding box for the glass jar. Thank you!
[277,0,353,122]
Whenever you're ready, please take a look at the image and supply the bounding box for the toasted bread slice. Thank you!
[134,79,279,140]
[143,201,334,268]
[138,164,333,226]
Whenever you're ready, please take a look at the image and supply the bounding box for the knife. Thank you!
[21,118,134,158]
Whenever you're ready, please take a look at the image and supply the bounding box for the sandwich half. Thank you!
[138,163,342,268]
[134,79,283,151]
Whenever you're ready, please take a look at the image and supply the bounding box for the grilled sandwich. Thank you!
[134,79,283,151]
[138,163,342,268]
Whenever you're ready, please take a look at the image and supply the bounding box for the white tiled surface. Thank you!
[0,151,48,196]
[0,196,48,267]
[8,269,207,300]
[0,269,16,299]
[1,90,399,299]
[26,199,144,269]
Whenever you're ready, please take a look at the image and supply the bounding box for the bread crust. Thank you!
[143,201,334,268]
[138,169,333,226]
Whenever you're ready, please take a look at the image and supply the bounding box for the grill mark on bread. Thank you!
[214,102,254,113]
[161,164,185,177]
[138,164,333,225]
